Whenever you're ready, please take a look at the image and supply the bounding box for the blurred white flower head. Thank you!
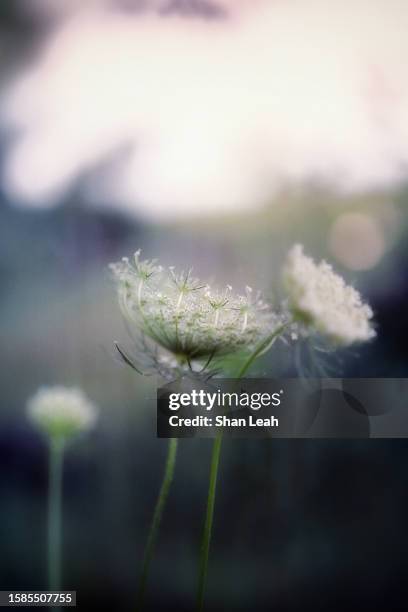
[283,244,376,346]
[110,251,281,365]
[27,386,98,439]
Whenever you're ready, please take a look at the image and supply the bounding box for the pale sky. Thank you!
[2,0,408,219]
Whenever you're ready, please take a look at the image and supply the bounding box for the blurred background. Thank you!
[1,1,408,610]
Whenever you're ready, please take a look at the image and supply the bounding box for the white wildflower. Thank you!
[27,386,98,439]
[283,244,375,346]
[110,251,282,364]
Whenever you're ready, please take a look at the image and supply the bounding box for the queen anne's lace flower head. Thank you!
[283,245,375,346]
[110,252,281,364]
[27,386,98,439]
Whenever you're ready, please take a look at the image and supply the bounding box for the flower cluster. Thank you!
[110,251,281,365]
[111,246,376,376]
[283,244,376,346]
[27,386,98,439]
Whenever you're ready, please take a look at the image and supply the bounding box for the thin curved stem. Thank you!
[136,437,178,611]
[236,323,289,379]
[197,322,289,611]
[196,359,254,611]
[48,437,64,611]
[196,434,222,612]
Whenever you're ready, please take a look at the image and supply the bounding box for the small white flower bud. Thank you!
[27,386,98,440]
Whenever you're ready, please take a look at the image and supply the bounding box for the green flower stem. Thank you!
[136,437,178,611]
[48,437,64,610]
[236,323,289,379]
[197,323,289,611]
[196,433,222,612]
